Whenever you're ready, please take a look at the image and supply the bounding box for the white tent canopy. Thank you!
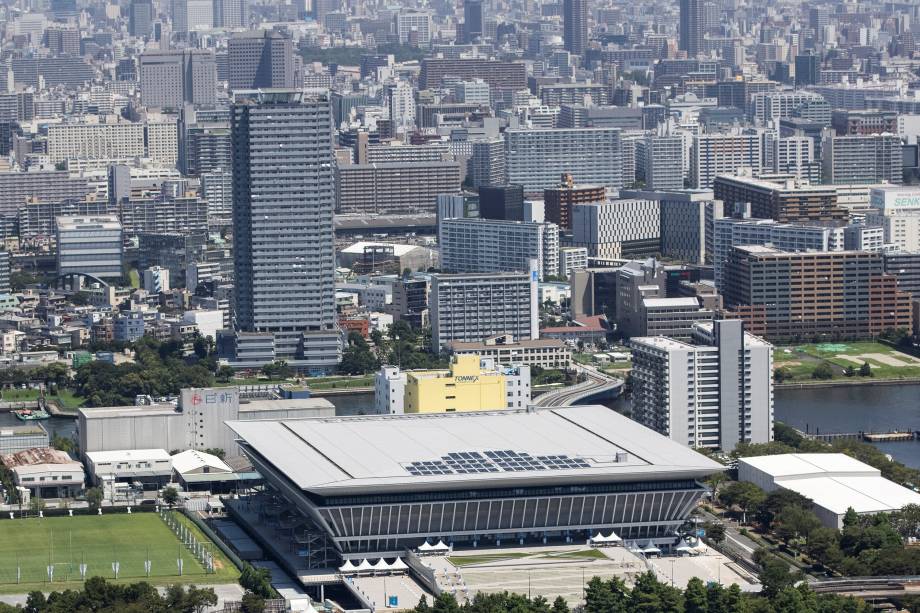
[355,559,374,572]
[391,557,409,572]
[417,541,435,551]
[338,560,357,573]
[372,559,391,572]
[433,540,450,551]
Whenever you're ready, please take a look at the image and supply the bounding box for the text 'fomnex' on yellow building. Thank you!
[374,354,531,414]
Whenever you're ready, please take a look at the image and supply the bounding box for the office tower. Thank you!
[479,184,525,221]
[463,0,483,42]
[822,133,903,185]
[139,50,217,108]
[213,0,246,27]
[679,0,704,57]
[714,175,847,223]
[690,132,763,189]
[722,246,912,340]
[505,128,622,192]
[231,90,339,370]
[626,189,724,265]
[439,218,559,280]
[396,10,433,46]
[809,7,829,40]
[172,0,213,33]
[335,162,462,215]
[868,186,920,251]
[182,122,231,175]
[44,27,80,57]
[56,216,124,280]
[563,0,587,55]
[571,199,660,259]
[0,250,9,295]
[795,53,820,87]
[129,0,154,37]
[467,140,506,188]
[544,174,606,230]
[430,270,539,351]
[636,134,684,191]
[540,83,610,106]
[630,320,773,451]
[228,30,295,90]
[456,79,491,104]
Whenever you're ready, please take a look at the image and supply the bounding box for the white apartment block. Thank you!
[559,246,588,277]
[505,127,622,191]
[691,132,763,188]
[439,217,559,280]
[571,199,660,259]
[637,134,684,190]
[396,10,433,45]
[375,365,407,414]
[630,319,773,451]
[751,91,825,123]
[868,186,920,251]
[430,270,539,351]
[47,121,178,167]
[774,136,821,183]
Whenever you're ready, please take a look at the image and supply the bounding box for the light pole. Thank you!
[670,559,675,587]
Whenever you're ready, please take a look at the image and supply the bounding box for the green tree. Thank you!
[773,505,822,548]
[240,592,265,613]
[704,521,726,544]
[859,361,872,377]
[51,434,75,454]
[216,365,236,383]
[719,481,766,523]
[261,360,293,381]
[773,367,793,383]
[758,555,798,598]
[162,486,179,507]
[85,486,103,510]
[812,362,834,380]
[29,496,45,512]
[755,489,813,527]
[806,526,845,569]
[685,577,709,613]
[551,595,570,613]
[240,564,277,599]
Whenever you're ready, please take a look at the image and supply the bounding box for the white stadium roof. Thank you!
[227,406,723,495]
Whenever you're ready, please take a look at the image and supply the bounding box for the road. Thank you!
[535,364,622,407]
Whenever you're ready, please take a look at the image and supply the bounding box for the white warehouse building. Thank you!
[738,453,920,529]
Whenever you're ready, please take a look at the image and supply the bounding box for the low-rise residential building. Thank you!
[374,354,531,414]
[1,447,84,498]
[448,334,571,369]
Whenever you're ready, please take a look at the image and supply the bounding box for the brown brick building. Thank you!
[713,175,848,223]
[721,245,913,341]
[544,173,606,230]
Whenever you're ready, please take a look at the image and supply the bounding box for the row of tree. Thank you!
[410,571,873,613]
[0,577,217,613]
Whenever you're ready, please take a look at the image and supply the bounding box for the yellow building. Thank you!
[405,355,508,413]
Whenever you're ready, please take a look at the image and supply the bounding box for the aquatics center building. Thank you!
[228,405,722,562]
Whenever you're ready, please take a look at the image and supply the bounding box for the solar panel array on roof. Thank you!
[404,450,591,476]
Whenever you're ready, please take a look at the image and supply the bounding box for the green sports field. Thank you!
[0,512,239,593]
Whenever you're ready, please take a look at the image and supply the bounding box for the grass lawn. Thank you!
[0,388,87,411]
[774,341,920,382]
[447,552,533,566]
[0,513,238,594]
[548,549,609,560]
